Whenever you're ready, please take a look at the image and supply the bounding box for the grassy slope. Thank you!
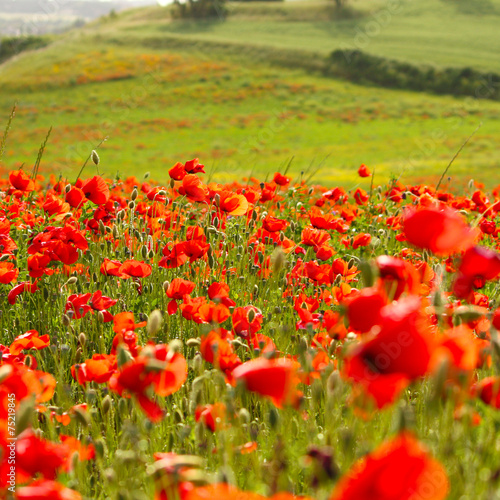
[0,0,499,187]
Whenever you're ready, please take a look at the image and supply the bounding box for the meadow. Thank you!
[2,1,500,499]
[1,146,500,499]
[1,0,500,187]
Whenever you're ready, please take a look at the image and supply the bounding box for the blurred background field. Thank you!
[1,0,500,187]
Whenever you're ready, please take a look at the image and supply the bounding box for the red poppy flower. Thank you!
[9,169,35,192]
[169,161,186,180]
[9,330,50,355]
[100,258,125,277]
[179,174,209,203]
[0,261,19,284]
[453,246,500,299]
[262,215,288,232]
[473,377,500,408]
[71,354,117,385]
[217,190,249,216]
[81,175,110,205]
[65,293,92,319]
[8,281,38,305]
[329,432,449,500]
[195,403,227,432]
[357,164,371,177]
[166,278,196,301]
[200,330,242,378]
[232,305,263,339]
[343,296,435,408]
[119,260,152,278]
[273,172,291,186]
[345,287,386,333]
[208,282,236,308]
[402,206,479,255]
[65,186,87,208]
[232,357,301,408]
[16,480,82,500]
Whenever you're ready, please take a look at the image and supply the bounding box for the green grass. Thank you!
[1,0,500,187]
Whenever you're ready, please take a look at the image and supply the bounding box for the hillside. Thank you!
[0,0,499,187]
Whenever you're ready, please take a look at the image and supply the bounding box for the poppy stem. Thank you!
[436,123,482,192]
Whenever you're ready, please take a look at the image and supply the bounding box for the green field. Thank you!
[1,0,500,187]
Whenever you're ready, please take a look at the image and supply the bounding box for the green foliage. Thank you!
[172,0,228,20]
[327,49,500,101]
[0,35,49,65]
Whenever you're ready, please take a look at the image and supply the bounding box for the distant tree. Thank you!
[172,0,227,20]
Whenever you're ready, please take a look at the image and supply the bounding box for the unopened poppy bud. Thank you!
[238,408,251,424]
[67,276,78,285]
[170,178,175,189]
[118,398,129,417]
[163,281,169,292]
[65,183,71,193]
[117,346,133,368]
[268,407,279,430]
[97,310,105,323]
[271,247,286,274]
[102,395,112,415]
[193,353,203,373]
[147,309,163,337]
[186,338,201,347]
[128,201,135,210]
[248,308,256,323]
[327,371,341,394]
[98,220,106,236]
[213,216,219,227]
[78,332,86,346]
[131,188,138,200]
[104,468,117,483]
[16,398,35,435]
[91,150,100,165]
[0,254,10,262]
[141,245,148,259]
[24,355,32,368]
[214,193,220,206]
[169,339,183,353]
[251,209,258,221]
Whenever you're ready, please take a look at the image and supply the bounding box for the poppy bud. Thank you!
[78,332,86,346]
[16,397,35,435]
[102,395,112,415]
[131,188,138,200]
[117,346,133,368]
[118,399,129,418]
[327,371,341,394]
[238,408,250,424]
[268,407,279,430]
[91,150,100,165]
[67,276,78,285]
[170,178,175,189]
[169,339,183,353]
[147,309,163,337]
[128,201,135,210]
[24,355,32,368]
[271,247,286,274]
[97,311,105,323]
[193,353,203,373]
[65,183,71,193]
[186,338,201,347]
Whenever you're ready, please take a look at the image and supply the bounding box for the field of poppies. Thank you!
[3,125,500,500]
